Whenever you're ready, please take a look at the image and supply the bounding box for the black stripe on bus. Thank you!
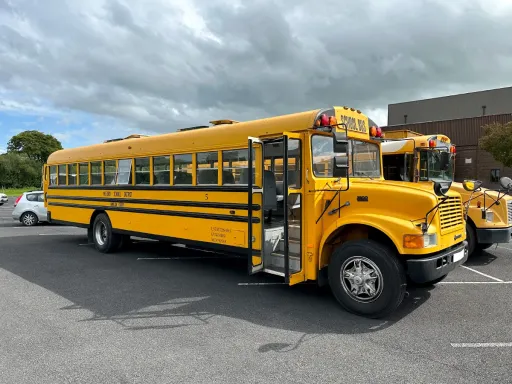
[46,195,260,211]
[49,218,248,256]
[48,185,252,192]
[47,202,261,223]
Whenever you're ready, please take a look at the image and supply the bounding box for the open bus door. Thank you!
[248,137,264,274]
[283,132,306,285]
[247,134,306,285]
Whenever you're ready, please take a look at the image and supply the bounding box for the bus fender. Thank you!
[318,214,412,268]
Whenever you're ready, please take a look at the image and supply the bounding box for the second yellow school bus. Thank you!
[43,107,468,318]
[381,130,512,257]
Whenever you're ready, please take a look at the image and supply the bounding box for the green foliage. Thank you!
[479,122,512,168]
[7,130,63,164]
[0,153,42,189]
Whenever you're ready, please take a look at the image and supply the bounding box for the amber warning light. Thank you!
[370,126,382,138]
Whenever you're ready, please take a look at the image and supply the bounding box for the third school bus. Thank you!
[43,107,468,319]
[381,130,512,257]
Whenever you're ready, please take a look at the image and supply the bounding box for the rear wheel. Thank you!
[328,239,406,319]
[92,213,121,253]
[21,212,38,227]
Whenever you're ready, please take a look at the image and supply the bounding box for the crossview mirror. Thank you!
[433,180,452,196]
[333,131,348,153]
[333,155,348,178]
[462,179,482,192]
[499,176,512,191]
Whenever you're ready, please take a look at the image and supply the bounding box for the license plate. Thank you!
[453,249,465,262]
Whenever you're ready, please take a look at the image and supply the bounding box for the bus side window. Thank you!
[49,166,57,185]
[153,156,170,185]
[104,160,116,184]
[222,149,248,184]
[174,154,192,185]
[68,164,78,185]
[79,163,89,185]
[91,162,102,185]
[116,159,132,185]
[135,158,150,185]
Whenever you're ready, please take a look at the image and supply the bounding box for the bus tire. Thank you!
[92,213,121,253]
[328,239,406,319]
[466,224,477,257]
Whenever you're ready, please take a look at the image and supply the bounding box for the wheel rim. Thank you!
[340,256,384,303]
[94,221,108,246]
[23,213,36,226]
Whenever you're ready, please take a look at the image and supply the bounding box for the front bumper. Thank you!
[406,241,468,284]
[0,198,7,203]
[476,226,512,244]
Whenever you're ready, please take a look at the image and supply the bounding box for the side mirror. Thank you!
[333,154,349,178]
[439,152,450,171]
[462,179,482,192]
[333,131,348,153]
[499,176,512,190]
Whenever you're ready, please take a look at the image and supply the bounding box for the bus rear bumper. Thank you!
[476,226,512,244]
[406,241,468,284]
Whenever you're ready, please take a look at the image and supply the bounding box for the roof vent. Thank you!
[209,119,239,125]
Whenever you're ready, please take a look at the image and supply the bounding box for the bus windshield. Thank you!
[312,135,381,178]
[419,148,454,182]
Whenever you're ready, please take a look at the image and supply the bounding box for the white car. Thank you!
[0,193,7,205]
[12,191,48,226]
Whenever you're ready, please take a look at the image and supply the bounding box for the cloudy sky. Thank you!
[1,0,512,152]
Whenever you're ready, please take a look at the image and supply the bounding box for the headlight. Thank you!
[482,210,494,222]
[404,233,437,249]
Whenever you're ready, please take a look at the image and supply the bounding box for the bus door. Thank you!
[283,132,306,285]
[248,137,264,274]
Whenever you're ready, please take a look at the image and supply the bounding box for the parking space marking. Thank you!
[439,281,512,284]
[238,282,288,286]
[137,256,239,260]
[461,265,504,282]
[451,343,512,348]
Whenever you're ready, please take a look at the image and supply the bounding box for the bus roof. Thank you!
[381,134,452,155]
[46,106,373,164]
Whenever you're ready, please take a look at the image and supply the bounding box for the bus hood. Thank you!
[354,179,460,199]
[451,181,512,202]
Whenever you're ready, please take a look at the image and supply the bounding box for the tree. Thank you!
[0,153,41,188]
[479,121,512,168]
[7,130,62,164]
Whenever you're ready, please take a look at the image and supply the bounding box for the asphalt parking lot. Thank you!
[2,200,512,383]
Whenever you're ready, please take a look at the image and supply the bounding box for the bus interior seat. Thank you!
[197,169,218,185]
[222,170,235,184]
[240,168,278,223]
[174,171,192,185]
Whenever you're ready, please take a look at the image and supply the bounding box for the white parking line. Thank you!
[439,281,512,284]
[461,265,504,282]
[451,343,512,348]
[137,256,238,260]
[238,282,287,286]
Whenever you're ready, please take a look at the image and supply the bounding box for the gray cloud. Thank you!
[1,0,511,133]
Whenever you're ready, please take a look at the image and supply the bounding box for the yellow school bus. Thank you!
[43,107,468,318]
[381,131,512,256]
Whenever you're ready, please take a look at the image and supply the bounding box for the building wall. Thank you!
[388,86,512,125]
[381,114,512,188]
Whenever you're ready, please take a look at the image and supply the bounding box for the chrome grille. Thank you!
[439,196,464,234]
[507,200,512,225]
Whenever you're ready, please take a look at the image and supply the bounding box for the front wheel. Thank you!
[466,224,477,257]
[92,213,121,253]
[328,239,407,319]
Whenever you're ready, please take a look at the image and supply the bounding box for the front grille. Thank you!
[507,200,512,225]
[439,196,464,234]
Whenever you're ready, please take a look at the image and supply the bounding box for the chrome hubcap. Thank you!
[94,222,108,246]
[341,256,383,303]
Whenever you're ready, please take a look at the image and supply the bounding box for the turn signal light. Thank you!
[404,234,424,249]
[450,145,456,154]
